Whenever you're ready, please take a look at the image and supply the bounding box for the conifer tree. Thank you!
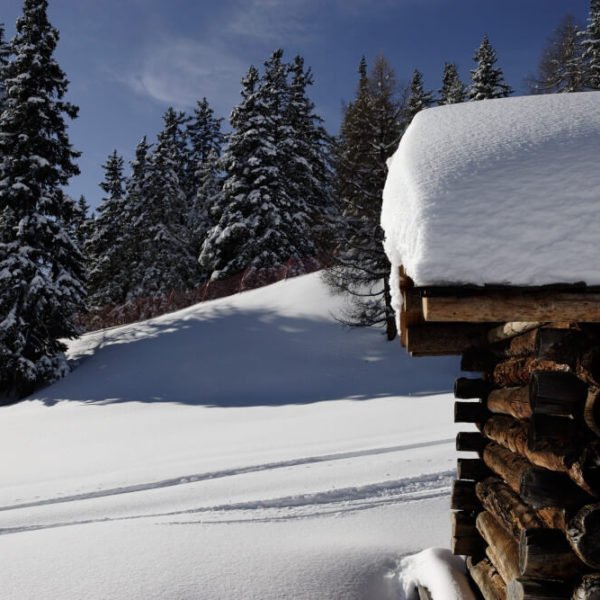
[469,34,512,100]
[0,0,85,399]
[186,98,225,257]
[87,151,128,306]
[439,62,467,105]
[130,109,198,297]
[0,24,10,105]
[325,56,402,340]
[285,55,333,258]
[530,15,585,94]
[200,50,315,283]
[406,69,434,121]
[582,0,600,88]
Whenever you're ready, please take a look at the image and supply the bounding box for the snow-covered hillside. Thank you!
[1,273,462,600]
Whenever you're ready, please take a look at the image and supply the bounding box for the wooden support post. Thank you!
[476,510,520,583]
[519,528,585,580]
[475,477,544,539]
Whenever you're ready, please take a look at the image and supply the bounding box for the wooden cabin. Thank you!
[381,92,600,599]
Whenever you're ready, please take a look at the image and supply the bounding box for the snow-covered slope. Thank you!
[382,92,600,297]
[1,273,462,600]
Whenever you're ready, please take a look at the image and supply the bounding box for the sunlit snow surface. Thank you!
[382,92,600,317]
[1,273,463,599]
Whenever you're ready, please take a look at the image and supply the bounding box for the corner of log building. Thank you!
[399,280,600,599]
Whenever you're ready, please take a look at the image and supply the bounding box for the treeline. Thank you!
[1,0,600,400]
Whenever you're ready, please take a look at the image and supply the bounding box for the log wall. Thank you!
[450,323,600,599]
[398,273,600,599]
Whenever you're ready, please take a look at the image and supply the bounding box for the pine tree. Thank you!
[87,151,128,306]
[0,0,85,399]
[582,0,600,89]
[285,55,333,259]
[129,109,198,297]
[186,98,225,258]
[406,69,434,121]
[200,50,315,283]
[0,24,11,106]
[469,34,513,100]
[325,56,402,340]
[439,62,467,105]
[530,15,585,94]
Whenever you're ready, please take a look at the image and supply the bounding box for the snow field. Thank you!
[1,273,462,599]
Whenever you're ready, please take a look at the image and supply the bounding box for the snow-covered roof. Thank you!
[382,92,600,296]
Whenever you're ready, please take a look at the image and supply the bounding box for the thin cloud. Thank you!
[123,37,247,113]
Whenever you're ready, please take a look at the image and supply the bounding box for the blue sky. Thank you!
[0,0,592,208]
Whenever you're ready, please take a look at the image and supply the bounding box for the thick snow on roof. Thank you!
[382,92,600,298]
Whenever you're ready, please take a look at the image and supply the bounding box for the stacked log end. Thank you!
[398,271,600,599]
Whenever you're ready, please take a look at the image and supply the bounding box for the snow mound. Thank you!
[382,92,600,309]
[398,548,475,600]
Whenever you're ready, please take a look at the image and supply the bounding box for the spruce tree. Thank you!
[325,56,402,340]
[130,109,198,297]
[582,0,600,89]
[285,55,333,259]
[87,151,128,306]
[530,15,585,94]
[0,0,85,399]
[406,69,434,121]
[469,34,512,100]
[439,62,467,105]
[0,24,10,105]
[200,50,315,283]
[186,98,225,258]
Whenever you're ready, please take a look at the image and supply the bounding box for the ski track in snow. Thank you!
[0,440,455,536]
[0,437,453,512]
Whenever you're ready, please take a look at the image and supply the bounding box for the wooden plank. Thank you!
[423,293,600,324]
[406,323,491,356]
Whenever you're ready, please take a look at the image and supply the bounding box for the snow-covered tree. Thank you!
[129,109,198,297]
[186,98,225,257]
[0,0,85,399]
[325,56,402,340]
[439,62,467,105]
[582,0,600,88]
[406,69,434,121]
[530,15,585,94]
[0,24,11,106]
[469,34,512,100]
[285,55,333,258]
[87,151,128,306]
[200,50,315,283]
